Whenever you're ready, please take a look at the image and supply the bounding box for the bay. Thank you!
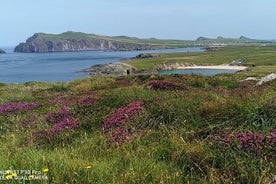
[0,47,202,84]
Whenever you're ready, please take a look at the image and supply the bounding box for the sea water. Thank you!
[0,47,202,83]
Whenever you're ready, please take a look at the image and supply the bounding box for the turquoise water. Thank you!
[0,47,203,83]
[159,69,239,76]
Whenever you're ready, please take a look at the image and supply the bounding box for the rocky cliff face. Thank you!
[14,32,156,53]
[0,48,5,53]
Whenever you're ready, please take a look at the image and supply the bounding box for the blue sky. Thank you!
[1,0,276,46]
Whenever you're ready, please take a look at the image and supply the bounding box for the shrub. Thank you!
[149,80,179,90]
[49,84,69,92]
[0,102,39,114]
[103,100,144,144]
[48,116,79,136]
[45,108,71,125]
[209,129,276,160]
[78,95,95,106]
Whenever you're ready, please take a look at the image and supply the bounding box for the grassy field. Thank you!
[127,46,276,74]
[0,46,275,183]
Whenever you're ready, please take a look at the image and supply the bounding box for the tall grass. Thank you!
[0,74,275,183]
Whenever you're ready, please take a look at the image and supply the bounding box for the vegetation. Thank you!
[128,46,276,73]
[0,46,275,183]
[25,31,276,49]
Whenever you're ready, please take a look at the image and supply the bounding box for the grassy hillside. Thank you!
[33,31,196,49]
[0,46,275,183]
[32,32,276,49]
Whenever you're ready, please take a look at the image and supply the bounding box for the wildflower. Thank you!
[29,175,34,179]
[5,170,11,174]
[42,168,49,173]
[149,80,179,90]
[11,173,17,177]
[85,165,92,169]
[103,100,144,144]
[45,108,71,125]
[78,95,95,106]
[210,129,275,159]
[48,116,79,135]
[103,100,144,132]
[0,102,39,114]
[6,175,13,179]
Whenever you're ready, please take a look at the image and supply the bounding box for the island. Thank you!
[14,31,274,53]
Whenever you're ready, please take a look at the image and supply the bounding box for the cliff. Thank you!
[14,31,191,53]
[15,32,273,53]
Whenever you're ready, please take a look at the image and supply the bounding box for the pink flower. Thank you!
[78,95,95,106]
[103,100,144,144]
[0,102,38,114]
[48,116,79,136]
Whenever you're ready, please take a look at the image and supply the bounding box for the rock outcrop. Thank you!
[81,62,137,77]
[14,32,161,53]
[0,48,5,53]
[133,53,159,59]
[156,62,191,71]
[256,73,276,86]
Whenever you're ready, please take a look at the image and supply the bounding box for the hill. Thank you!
[0,46,275,183]
[195,35,271,44]
[14,31,194,53]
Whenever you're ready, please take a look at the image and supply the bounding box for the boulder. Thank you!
[241,77,258,81]
[256,73,276,86]
[134,53,158,59]
[0,48,5,53]
[82,62,137,77]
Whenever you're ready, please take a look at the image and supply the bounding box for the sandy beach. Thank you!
[177,65,248,71]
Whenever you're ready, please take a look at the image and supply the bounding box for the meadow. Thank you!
[0,46,275,183]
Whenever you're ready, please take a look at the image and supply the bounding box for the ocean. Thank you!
[0,47,202,84]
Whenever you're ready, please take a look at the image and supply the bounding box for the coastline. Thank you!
[177,65,248,71]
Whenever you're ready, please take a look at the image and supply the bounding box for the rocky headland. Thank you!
[14,32,274,53]
[14,32,171,53]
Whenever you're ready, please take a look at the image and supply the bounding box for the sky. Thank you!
[1,0,276,46]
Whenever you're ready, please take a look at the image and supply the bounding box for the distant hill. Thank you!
[14,31,194,53]
[195,36,271,44]
[14,32,274,53]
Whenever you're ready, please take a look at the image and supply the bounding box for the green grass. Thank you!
[0,46,275,183]
[127,46,276,72]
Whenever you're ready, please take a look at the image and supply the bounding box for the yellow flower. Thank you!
[11,173,17,177]
[6,175,13,179]
[5,170,11,174]
[85,165,92,169]
[29,175,34,179]
[42,168,49,173]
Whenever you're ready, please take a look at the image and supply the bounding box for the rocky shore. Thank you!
[81,62,138,77]
[0,48,5,54]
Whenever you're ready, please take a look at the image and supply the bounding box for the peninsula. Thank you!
[14,32,274,53]
[14,31,193,53]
